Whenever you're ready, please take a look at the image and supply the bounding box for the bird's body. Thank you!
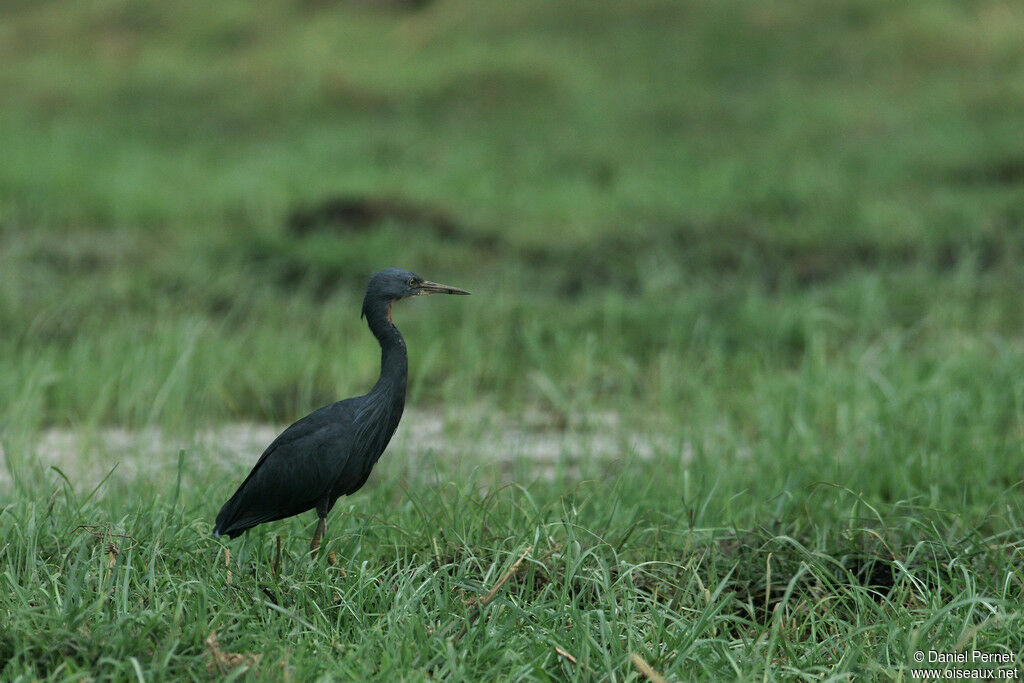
[213,268,468,548]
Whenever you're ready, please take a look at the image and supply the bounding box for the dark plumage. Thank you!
[213,268,469,552]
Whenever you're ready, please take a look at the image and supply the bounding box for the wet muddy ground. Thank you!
[1,410,680,492]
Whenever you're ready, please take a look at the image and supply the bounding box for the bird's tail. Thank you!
[213,496,250,539]
[214,491,285,539]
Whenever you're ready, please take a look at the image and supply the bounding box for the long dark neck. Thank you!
[363,297,408,407]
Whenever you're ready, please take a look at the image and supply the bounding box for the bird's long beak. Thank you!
[418,280,471,295]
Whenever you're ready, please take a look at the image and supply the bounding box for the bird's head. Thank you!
[362,268,470,319]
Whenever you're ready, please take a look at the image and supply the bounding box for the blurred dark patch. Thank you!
[949,156,1024,186]
[208,23,256,51]
[935,240,1003,272]
[517,237,641,297]
[665,220,1013,289]
[553,154,617,190]
[319,75,398,115]
[418,69,559,113]
[288,195,496,249]
[23,231,140,275]
[259,194,1020,301]
[28,246,107,275]
[262,195,501,298]
[91,2,166,34]
[289,193,640,299]
[300,0,434,10]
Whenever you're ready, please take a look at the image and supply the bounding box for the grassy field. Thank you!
[2,0,1024,679]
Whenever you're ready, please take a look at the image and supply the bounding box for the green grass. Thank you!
[2,407,1023,679]
[2,0,1024,678]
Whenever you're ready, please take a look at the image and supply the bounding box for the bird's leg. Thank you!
[310,516,326,557]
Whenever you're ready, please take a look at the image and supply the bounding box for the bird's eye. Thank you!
[408,279,416,287]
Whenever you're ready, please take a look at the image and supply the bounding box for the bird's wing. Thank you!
[236,400,354,490]
[341,390,403,491]
[214,402,357,534]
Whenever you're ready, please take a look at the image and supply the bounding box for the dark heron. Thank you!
[213,268,469,554]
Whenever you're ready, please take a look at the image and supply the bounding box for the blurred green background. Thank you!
[2,2,1024,678]
[1,0,1022,433]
